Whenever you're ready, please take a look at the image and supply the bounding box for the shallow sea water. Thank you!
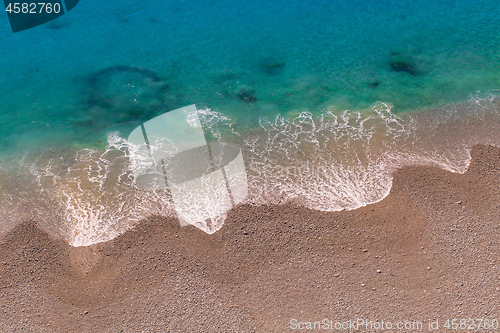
[0,0,499,245]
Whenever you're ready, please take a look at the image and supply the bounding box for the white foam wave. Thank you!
[23,135,173,246]
[1,94,499,246]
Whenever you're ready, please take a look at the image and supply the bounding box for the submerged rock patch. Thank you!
[390,59,417,75]
[368,80,381,88]
[388,52,422,76]
[258,58,286,76]
[236,88,257,104]
[83,65,177,127]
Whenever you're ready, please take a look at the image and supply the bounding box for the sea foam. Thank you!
[0,95,499,246]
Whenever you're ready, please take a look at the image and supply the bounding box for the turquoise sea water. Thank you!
[0,0,499,245]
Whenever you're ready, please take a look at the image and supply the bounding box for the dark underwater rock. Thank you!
[368,80,381,88]
[388,51,423,76]
[84,65,178,126]
[258,58,286,76]
[390,59,417,75]
[236,88,257,104]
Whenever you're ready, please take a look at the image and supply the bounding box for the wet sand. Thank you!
[0,145,499,332]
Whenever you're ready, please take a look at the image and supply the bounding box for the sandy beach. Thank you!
[0,144,499,332]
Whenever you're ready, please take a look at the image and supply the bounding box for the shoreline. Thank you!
[1,94,500,246]
[1,144,499,332]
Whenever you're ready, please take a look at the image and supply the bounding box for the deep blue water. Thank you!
[0,0,499,245]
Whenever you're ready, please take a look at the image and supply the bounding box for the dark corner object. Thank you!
[4,0,79,33]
